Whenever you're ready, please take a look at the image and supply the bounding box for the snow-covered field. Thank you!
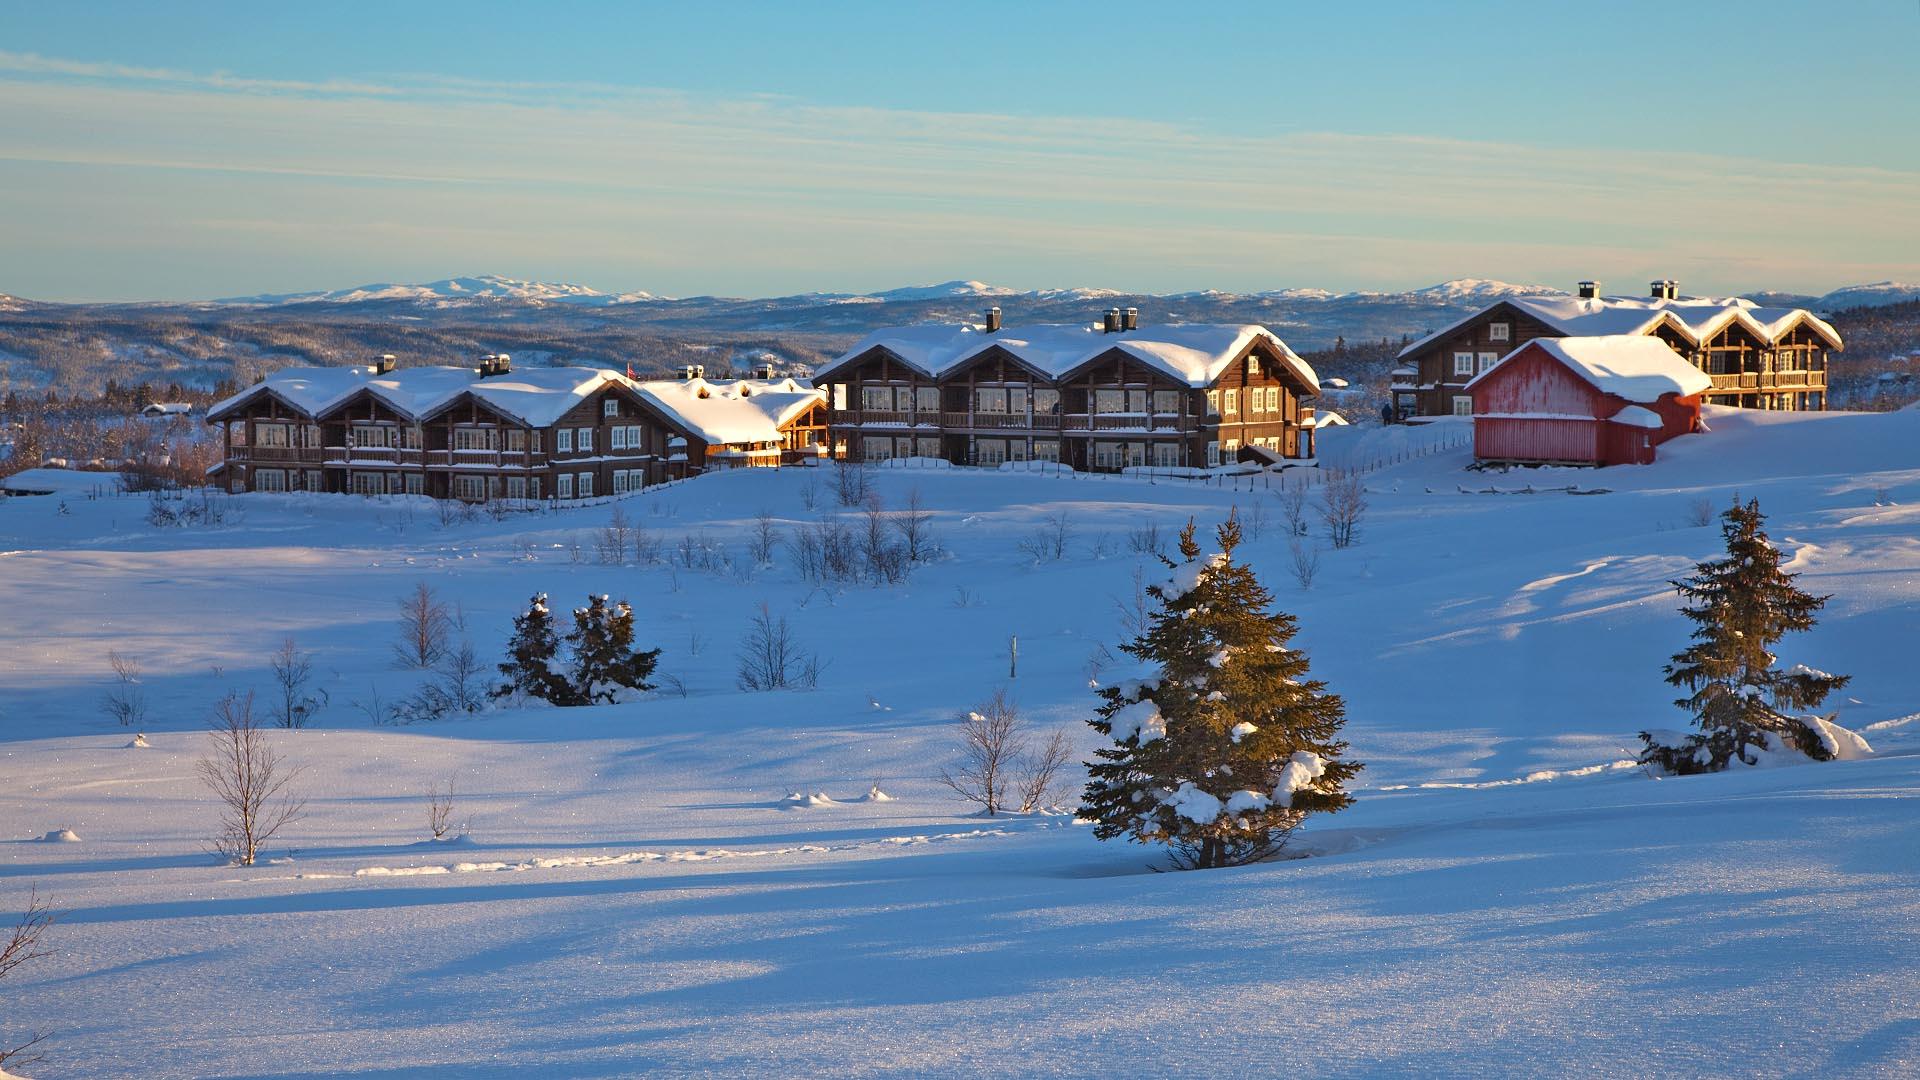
[4,407,1919,1078]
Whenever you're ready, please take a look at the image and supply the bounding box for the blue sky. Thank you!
[1,1,1916,301]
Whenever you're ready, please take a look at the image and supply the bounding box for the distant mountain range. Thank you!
[0,274,1913,396]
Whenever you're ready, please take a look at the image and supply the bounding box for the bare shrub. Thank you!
[1319,468,1367,549]
[596,507,634,564]
[0,888,55,1072]
[1016,510,1075,563]
[891,488,937,563]
[860,494,908,584]
[748,510,781,566]
[394,583,452,669]
[1289,536,1321,589]
[798,473,821,511]
[952,585,980,609]
[833,458,871,507]
[267,637,325,729]
[937,690,1074,815]
[631,520,661,564]
[1114,564,1153,639]
[1127,521,1166,557]
[102,650,147,727]
[1243,498,1270,540]
[198,691,305,866]
[395,640,489,723]
[736,603,823,691]
[427,780,455,840]
[1685,497,1716,527]
[1281,484,1310,537]
[789,516,859,586]
[348,684,395,726]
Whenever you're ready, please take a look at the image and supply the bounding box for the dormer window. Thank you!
[1490,322,1511,342]
[1246,356,1260,375]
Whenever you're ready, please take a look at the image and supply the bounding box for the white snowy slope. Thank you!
[1815,281,1920,310]
[220,274,663,307]
[3,407,1920,1077]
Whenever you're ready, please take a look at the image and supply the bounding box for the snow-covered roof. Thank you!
[206,363,648,429]
[817,322,1319,391]
[1609,405,1665,429]
[1307,411,1350,428]
[631,376,824,446]
[1469,335,1713,402]
[140,402,192,415]
[1398,294,1842,358]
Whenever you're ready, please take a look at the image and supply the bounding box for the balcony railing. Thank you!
[237,446,323,463]
[323,446,422,465]
[1707,370,1827,392]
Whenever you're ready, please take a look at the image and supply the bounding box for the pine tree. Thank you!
[495,593,571,704]
[564,595,660,705]
[1641,498,1851,773]
[1082,515,1360,870]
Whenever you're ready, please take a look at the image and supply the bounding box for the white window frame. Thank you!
[1453,352,1475,377]
[556,428,573,453]
[603,399,619,418]
[1490,321,1511,342]
[1452,396,1474,417]
[1205,389,1219,416]
[1206,441,1221,467]
[506,476,526,499]
[577,472,593,498]
[1224,389,1238,415]
[610,426,627,451]
[577,428,593,453]
[626,425,643,451]
[1264,387,1279,414]
[254,468,287,492]
[1478,351,1499,374]
[404,472,423,495]
[557,472,574,499]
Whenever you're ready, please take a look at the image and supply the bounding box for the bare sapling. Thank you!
[427,780,455,840]
[1319,468,1367,549]
[198,691,306,866]
[102,649,147,727]
[749,510,781,566]
[0,887,55,1072]
[891,488,936,562]
[1289,536,1320,589]
[937,690,1074,815]
[268,636,326,728]
[395,582,452,669]
[1281,483,1309,537]
[736,603,823,691]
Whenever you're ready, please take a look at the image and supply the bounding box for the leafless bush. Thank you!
[833,458,871,507]
[789,516,860,585]
[656,672,690,698]
[596,507,634,564]
[632,520,661,564]
[0,887,56,1072]
[394,640,489,723]
[1281,484,1310,537]
[749,510,781,566]
[1289,536,1321,589]
[676,531,733,575]
[102,650,147,727]
[267,637,325,729]
[1319,468,1367,549]
[891,488,937,562]
[394,583,452,669]
[1685,497,1716,527]
[860,495,908,584]
[1126,521,1166,557]
[687,629,709,657]
[1114,564,1153,639]
[1242,498,1270,540]
[198,691,305,866]
[1016,510,1075,563]
[348,684,395,726]
[937,690,1073,815]
[798,473,821,511]
[952,585,980,608]
[736,603,823,691]
[427,780,455,840]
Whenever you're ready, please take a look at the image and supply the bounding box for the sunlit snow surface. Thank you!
[4,407,1919,1077]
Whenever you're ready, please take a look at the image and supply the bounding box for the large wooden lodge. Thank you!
[1391,280,1841,421]
[813,308,1322,471]
[206,356,826,500]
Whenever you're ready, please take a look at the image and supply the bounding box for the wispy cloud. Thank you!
[0,52,1913,299]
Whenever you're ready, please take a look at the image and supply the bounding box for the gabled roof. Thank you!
[209,363,656,429]
[816,322,1319,391]
[1467,335,1713,403]
[1398,295,1842,359]
[630,376,825,446]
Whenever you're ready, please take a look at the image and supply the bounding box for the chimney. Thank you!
[1123,307,1138,331]
[763,361,777,380]
[1577,280,1601,300]
[1103,308,1121,333]
[1666,279,1680,300]
[476,353,511,377]
[374,354,397,375]
[694,364,705,379]
[1651,280,1668,299]
[985,306,1001,333]
[684,365,696,380]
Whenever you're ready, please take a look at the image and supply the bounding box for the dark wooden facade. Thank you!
[818,336,1318,471]
[1393,299,1836,421]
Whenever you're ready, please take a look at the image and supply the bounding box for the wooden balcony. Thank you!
[238,446,324,463]
[1706,370,1827,392]
[323,446,422,465]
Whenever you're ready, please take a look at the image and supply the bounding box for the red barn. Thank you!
[1467,335,1711,466]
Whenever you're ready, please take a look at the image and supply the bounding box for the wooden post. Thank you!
[1008,635,1018,680]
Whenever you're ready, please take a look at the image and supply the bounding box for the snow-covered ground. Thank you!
[4,407,1919,1077]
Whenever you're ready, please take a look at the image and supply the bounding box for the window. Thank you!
[253,468,287,492]
[576,428,593,453]
[404,473,423,495]
[1223,438,1240,457]
[1224,389,1238,415]
[453,475,488,501]
[453,427,495,451]
[1008,439,1029,462]
[1033,388,1060,415]
[1246,356,1260,375]
[506,429,526,452]
[529,477,542,499]
[577,473,593,498]
[975,387,1009,413]
[1453,352,1475,377]
[1033,440,1060,463]
[1265,387,1279,414]
[556,428,573,453]
[303,470,322,491]
[1094,389,1125,414]
[1248,390,1264,416]
[1452,396,1474,417]
[894,386,915,411]
[603,399,619,418]
[531,431,542,453]
[629,425,645,450]
[1152,442,1181,468]
[557,472,574,498]
[862,436,894,462]
[833,384,848,411]
[1153,390,1182,415]
[610,426,627,451]
[257,424,290,448]
[507,476,527,499]
[1092,441,1121,470]
[862,385,893,411]
[1478,351,1499,374]
[1206,441,1221,467]
[1206,390,1220,416]
[1490,322,1511,342]
[916,387,940,413]
[975,438,1007,466]
[915,437,941,458]
[403,426,423,450]
[1126,389,1148,414]
[350,472,384,495]
[613,470,629,494]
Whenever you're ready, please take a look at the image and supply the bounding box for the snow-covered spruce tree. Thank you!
[1641,498,1852,774]
[564,595,660,705]
[495,593,571,705]
[1082,515,1360,869]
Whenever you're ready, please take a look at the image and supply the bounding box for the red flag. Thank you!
[625,362,635,380]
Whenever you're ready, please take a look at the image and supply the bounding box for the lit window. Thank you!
[1224,389,1238,415]
[1206,389,1220,416]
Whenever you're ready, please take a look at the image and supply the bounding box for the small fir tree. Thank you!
[1641,498,1851,773]
[564,595,660,705]
[1082,515,1360,870]
[495,593,570,704]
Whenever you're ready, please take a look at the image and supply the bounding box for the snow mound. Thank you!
[781,791,839,809]
[863,786,895,803]
[1804,717,1874,761]
[128,732,150,748]
[39,828,81,843]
